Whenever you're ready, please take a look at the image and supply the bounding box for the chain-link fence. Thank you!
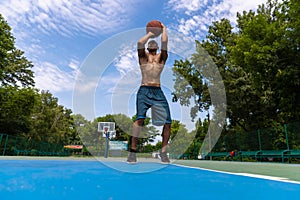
[205,122,300,162]
[0,134,70,156]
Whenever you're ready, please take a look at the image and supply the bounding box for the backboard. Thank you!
[98,122,116,138]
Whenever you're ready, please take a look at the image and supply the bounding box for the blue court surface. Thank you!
[0,159,299,200]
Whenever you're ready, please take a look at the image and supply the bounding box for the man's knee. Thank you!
[164,123,171,130]
[162,124,171,135]
[134,118,145,126]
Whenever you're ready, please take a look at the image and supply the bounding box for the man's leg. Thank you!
[161,124,171,152]
[127,119,144,164]
[130,119,144,151]
[161,123,171,153]
[160,123,171,164]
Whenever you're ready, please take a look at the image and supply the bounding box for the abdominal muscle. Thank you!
[140,54,164,86]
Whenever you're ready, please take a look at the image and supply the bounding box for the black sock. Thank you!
[130,148,137,153]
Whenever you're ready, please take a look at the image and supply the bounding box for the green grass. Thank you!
[173,160,300,182]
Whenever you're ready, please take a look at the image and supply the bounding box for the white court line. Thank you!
[172,163,300,185]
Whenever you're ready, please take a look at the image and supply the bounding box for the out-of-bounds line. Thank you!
[171,163,300,185]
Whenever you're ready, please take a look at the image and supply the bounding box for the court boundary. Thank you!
[173,160,300,183]
[172,163,300,185]
[1,156,300,184]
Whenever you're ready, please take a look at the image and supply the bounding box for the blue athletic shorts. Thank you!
[136,86,172,126]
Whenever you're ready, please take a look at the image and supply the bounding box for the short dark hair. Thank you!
[147,40,158,50]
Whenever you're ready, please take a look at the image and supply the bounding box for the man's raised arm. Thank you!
[160,24,168,64]
[160,23,168,51]
[137,32,155,50]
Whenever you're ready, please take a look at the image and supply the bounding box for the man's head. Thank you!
[147,40,159,52]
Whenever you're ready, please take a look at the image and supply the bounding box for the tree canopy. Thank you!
[172,0,300,151]
[0,14,74,146]
[173,0,299,128]
[0,14,34,88]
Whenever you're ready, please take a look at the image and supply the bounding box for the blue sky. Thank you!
[0,0,270,122]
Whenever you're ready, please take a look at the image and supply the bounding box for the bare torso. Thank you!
[139,53,165,86]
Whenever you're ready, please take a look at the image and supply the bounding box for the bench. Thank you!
[14,146,31,156]
[238,151,261,161]
[290,149,300,158]
[0,134,9,156]
[203,149,300,163]
[257,150,290,162]
[206,152,230,160]
[285,149,300,160]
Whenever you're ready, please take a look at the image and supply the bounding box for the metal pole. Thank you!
[104,131,109,158]
[258,129,262,151]
[284,124,289,151]
[207,112,212,160]
[257,129,262,161]
[2,134,8,156]
[0,134,3,156]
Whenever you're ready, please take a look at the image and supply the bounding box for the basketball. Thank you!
[146,20,163,37]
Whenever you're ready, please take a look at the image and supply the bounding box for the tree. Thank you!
[28,90,75,144]
[231,0,296,127]
[0,13,37,137]
[0,14,82,151]
[174,0,299,128]
[0,13,38,138]
[0,14,34,87]
[0,86,36,135]
[280,0,300,122]
[172,59,210,120]
[172,0,300,151]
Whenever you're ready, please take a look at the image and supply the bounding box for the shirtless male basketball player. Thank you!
[127,23,171,164]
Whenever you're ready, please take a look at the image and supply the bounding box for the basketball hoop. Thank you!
[98,122,116,139]
[98,122,116,158]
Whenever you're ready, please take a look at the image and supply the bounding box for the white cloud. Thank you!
[0,0,142,95]
[34,58,98,94]
[33,61,74,92]
[74,76,99,94]
[177,16,206,38]
[167,0,274,39]
[33,57,88,93]
[167,0,208,15]
[68,59,80,71]
[0,0,138,37]
[114,44,139,77]
[96,44,140,96]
